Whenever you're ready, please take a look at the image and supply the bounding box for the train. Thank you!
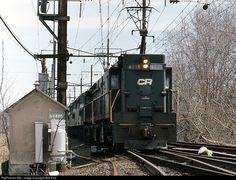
[66,54,177,153]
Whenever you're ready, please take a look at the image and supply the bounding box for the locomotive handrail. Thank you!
[90,91,111,103]
[110,89,122,123]
[84,90,122,124]
[109,91,113,123]
[111,89,122,108]
[84,92,110,124]
[92,101,95,124]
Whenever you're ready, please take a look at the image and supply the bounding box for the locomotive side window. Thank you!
[111,75,119,90]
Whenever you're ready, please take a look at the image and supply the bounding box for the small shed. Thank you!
[4,87,68,176]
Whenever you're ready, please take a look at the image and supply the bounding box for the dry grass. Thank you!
[0,134,9,175]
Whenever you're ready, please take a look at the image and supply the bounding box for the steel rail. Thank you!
[163,147,236,163]
[159,149,236,173]
[168,142,236,154]
[126,150,166,176]
[157,150,236,176]
[99,159,120,176]
[138,152,234,176]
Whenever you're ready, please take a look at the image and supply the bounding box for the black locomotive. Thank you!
[67,54,176,152]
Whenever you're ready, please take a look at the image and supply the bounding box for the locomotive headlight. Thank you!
[141,59,150,70]
[143,64,149,69]
[143,59,149,64]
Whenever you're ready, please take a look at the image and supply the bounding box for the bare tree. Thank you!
[0,40,10,148]
[166,2,236,145]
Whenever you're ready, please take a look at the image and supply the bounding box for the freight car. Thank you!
[67,54,176,153]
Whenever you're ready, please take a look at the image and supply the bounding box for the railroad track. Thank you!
[168,142,236,155]
[157,149,236,176]
[61,150,149,176]
[63,139,236,176]
[127,146,236,176]
[160,148,236,172]
[126,150,166,176]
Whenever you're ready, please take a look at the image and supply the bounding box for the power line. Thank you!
[160,0,235,56]
[31,0,40,75]
[73,0,87,48]
[79,1,125,50]
[147,1,194,52]
[152,0,232,53]
[0,14,36,60]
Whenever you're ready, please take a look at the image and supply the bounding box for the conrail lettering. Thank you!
[137,79,153,86]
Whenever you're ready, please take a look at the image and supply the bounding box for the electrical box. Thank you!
[35,122,44,163]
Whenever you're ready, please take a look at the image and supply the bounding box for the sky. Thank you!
[0,0,210,106]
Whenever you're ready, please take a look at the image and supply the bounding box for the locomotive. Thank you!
[67,54,176,152]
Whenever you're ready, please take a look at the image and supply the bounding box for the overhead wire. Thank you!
[149,6,166,35]
[109,0,154,56]
[107,1,126,42]
[74,0,233,87]
[152,2,206,53]
[152,4,199,53]
[31,0,40,74]
[159,0,233,56]
[79,0,131,75]
[79,0,124,51]
[69,0,87,70]
[74,0,87,48]
[157,0,228,52]
[147,1,194,52]
[99,0,104,54]
[153,0,231,54]
[80,0,116,82]
[75,0,141,61]
[79,1,188,70]
[0,14,37,60]
[110,17,133,47]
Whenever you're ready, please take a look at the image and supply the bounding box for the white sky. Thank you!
[0,0,209,106]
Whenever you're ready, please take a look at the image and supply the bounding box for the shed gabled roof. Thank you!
[5,88,68,113]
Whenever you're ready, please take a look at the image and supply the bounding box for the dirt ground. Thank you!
[0,135,9,175]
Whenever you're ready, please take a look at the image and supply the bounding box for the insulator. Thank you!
[170,0,180,4]
[203,4,209,10]
[40,0,48,13]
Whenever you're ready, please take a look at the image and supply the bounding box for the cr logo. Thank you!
[137,79,153,86]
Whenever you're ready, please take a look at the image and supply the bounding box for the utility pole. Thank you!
[140,0,147,54]
[57,0,69,106]
[127,0,152,55]
[38,1,109,105]
[90,65,93,87]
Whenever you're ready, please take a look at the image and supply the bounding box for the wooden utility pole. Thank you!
[57,0,68,106]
